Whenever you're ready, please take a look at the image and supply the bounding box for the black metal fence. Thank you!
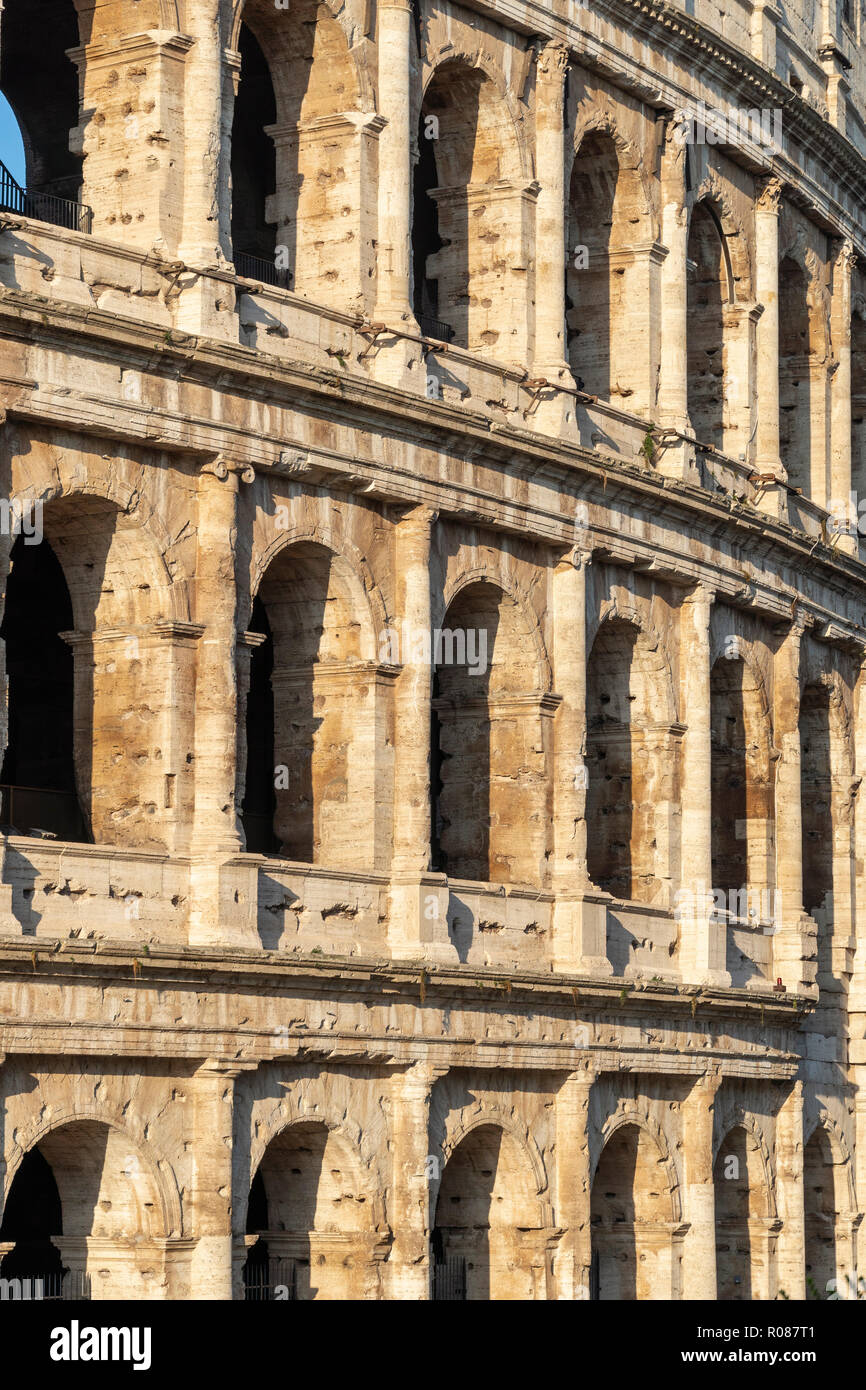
[432,1256,467,1301]
[419,313,455,344]
[243,1257,299,1301]
[0,1271,91,1301]
[235,250,291,291]
[0,158,93,234]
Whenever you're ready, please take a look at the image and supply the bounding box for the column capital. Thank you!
[200,454,255,485]
[556,543,593,572]
[756,175,785,214]
[535,40,570,78]
[195,1057,259,1081]
[396,503,438,530]
[682,582,716,609]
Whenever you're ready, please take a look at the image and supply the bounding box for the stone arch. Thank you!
[803,1110,857,1212]
[433,575,553,884]
[778,229,830,496]
[419,46,532,181]
[229,0,373,311]
[567,109,655,410]
[713,1113,776,1300]
[435,1103,549,1200]
[591,1107,682,1221]
[713,1111,776,1214]
[590,600,678,725]
[1,481,190,849]
[586,602,680,910]
[0,0,82,200]
[244,1103,383,1300]
[248,524,386,661]
[230,0,372,105]
[852,295,866,505]
[2,1106,182,1298]
[243,532,391,865]
[691,171,753,300]
[413,52,531,360]
[568,108,654,221]
[440,564,552,693]
[590,1109,682,1300]
[5,1103,182,1236]
[431,1106,548,1300]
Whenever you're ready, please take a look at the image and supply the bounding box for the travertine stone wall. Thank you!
[0,0,865,1302]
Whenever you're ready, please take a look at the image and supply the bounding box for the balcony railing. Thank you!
[0,158,92,234]
[235,250,291,290]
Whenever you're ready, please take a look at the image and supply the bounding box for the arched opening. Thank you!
[414,62,526,360]
[244,1122,375,1300]
[590,1123,674,1300]
[804,1127,845,1299]
[714,1126,769,1301]
[1,1122,166,1299]
[779,255,814,494]
[413,103,448,339]
[0,1146,64,1285]
[0,532,85,840]
[231,0,364,307]
[242,594,278,854]
[586,617,676,908]
[0,0,82,204]
[801,684,834,927]
[687,201,730,449]
[432,1124,543,1300]
[231,24,279,281]
[2,493,183,849]
[567,131,648,405]
[851,310,866,531]
[432,581,548,885]
[246,541,385,869]
[710,651,775,967]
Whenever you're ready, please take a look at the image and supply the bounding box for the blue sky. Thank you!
[0,95,26,184]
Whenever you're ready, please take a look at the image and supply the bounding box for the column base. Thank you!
[387,872,453,962]
[187,854,260,949]
[551,890,613,976]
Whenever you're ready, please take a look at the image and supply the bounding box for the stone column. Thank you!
[681,1073,721,1299]
[551,551,610,974]
[373,0,415,328]
[386,1061,445,1299]
[554,1068,594,1299]
[189,458,258,949]
[773,619,815,994]
[830,239,857,554]
[679,586,729,985]
[722,302,763,465]
[178,0,225,266]
[174,1,237,337]
[188,1059,251,1300]
[755,177,786,513]
[657,112,692,479]
[389,507,448,958]
[775,1081,806,1299]
[533,42,575,415]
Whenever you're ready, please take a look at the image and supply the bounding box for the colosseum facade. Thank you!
[0,0,863,1304]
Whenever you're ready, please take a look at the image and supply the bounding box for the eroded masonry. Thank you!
[0,0,864,1301]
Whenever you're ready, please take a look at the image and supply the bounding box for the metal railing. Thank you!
[0,784,88,843]
[432,1256,467,1301]
[235,250,291,290]
[419,313,455,343]
[0,157,92,234]
[243,1256,299,1301]
[0,1271,91,1301]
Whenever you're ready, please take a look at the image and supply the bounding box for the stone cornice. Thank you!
[2,291,866,647]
